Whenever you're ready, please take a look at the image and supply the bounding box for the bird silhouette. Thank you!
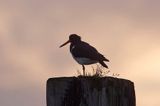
[60,34,109,75]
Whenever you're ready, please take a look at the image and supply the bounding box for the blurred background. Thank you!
[0,0,160,106]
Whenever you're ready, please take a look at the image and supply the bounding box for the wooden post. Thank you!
[47,76,136,106]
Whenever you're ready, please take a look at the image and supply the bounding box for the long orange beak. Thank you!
[59,40,70,48]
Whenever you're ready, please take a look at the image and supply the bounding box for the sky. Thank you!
[0,0,160,106]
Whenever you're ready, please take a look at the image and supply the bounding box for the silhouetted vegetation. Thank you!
[77,64,120,78]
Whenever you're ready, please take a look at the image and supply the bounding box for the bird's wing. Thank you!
[72,41,108,61]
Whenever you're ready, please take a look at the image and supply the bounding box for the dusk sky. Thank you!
[0,0,160,106]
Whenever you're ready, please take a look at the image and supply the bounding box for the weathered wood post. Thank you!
[46,76,136,106]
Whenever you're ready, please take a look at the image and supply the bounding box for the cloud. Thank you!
[0,0,160,106]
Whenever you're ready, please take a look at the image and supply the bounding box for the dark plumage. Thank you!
[60,34,109,75]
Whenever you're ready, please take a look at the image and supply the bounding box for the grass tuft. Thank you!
[77,64,111,77]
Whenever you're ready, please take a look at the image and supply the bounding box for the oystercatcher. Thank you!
[60,34,109,75]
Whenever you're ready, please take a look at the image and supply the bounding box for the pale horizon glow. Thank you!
[0,0,160,106]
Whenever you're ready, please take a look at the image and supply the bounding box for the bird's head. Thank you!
[60,34,81,48]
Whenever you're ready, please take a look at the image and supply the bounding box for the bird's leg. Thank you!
[82,65,85,76]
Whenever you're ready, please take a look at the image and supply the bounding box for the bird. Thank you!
[59,34,109,75]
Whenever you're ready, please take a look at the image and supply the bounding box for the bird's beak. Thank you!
[59,40,70,48]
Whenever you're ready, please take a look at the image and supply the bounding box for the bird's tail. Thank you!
[104,58,109,62]
[99,54,109,62]
[99,61,108,68]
